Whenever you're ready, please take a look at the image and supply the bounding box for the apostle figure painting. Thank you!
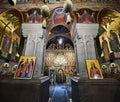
[0,63,11,79]
[14,56,36,79]
[77,9,96,24]
[97,8,120,62]
[26,10,41,23]
[0,31,20,61]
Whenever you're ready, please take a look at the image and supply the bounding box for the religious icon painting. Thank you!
[9,64,18,78]
[86,60,103,79]
[14,56,36,79]
[0,63,11,79]
[109,63,120,78]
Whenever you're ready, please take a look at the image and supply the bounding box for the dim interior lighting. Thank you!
[58,38,63,44]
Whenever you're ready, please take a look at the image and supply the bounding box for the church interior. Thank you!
[0,0,120,102]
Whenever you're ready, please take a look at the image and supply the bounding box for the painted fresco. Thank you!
[75,8,97,23]
[101,62,120,79]
[14,56,36,79]
[0,31,20,60]
[47,7,76,36]
[25,8,42,23]
[98,9,120,62]
[0,9,22,61]
[52,8,67,24]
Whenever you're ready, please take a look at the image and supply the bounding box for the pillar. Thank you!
[73,23,99,78]
[22,23,47,78]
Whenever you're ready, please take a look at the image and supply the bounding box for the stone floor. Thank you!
[49,84,72,102]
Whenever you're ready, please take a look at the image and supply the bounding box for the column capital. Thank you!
[76,23,99,38]
[22,23,44,38]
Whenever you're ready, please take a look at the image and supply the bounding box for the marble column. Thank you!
[22,23,47,78]
[73,23,99,78]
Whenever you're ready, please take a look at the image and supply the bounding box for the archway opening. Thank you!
[44,35,76,84]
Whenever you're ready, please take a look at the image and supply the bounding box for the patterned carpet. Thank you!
[49,84,71,102]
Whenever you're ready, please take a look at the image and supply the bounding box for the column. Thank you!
[22,23,47,78]
[73,23,99,78]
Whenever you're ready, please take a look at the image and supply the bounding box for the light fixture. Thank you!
[54,53,67,66]
[41,5,50,29]
[8,0,16,6]
[63,0,73,24]
[58,38,63,45]
[94,74,98,79]
[66,13,72,24]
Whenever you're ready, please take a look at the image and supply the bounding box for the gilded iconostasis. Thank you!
[45,36,76,82]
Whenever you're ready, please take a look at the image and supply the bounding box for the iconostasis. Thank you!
[45,43,76,77]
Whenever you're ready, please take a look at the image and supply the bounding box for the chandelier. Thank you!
[54,53,67,66]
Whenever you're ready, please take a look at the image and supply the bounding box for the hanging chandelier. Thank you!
[54,53,67,66]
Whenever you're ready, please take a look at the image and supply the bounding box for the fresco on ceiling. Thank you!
[47,7,76,36]
[75,8,97,23]
[0,0,31,3]
[50,25,69,34]
[52,8,67,24]
[97,8,120,63]
[23,8,42,23]
[0,9,23,62]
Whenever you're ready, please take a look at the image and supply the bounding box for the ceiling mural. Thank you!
[22,8,42,23]
[98,8,120,31]
[74,8,98,23]
[0,0,120,10]
[50,25,70,34]
[45,7,76,36]
[97,8,120,63]
[0,8,23,32]
[0,8,23,61]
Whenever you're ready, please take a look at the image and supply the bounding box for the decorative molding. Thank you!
[22,23,43,38]
[76,23,99,38]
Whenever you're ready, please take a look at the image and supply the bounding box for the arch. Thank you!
[97,8,120,24]
[22,8,41,23]
[46,35,74,49]
[45,33,76,83]
[4,8,24,23]
[50,25,70,35]
[46,6,76,36]
[75,8,98,23]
